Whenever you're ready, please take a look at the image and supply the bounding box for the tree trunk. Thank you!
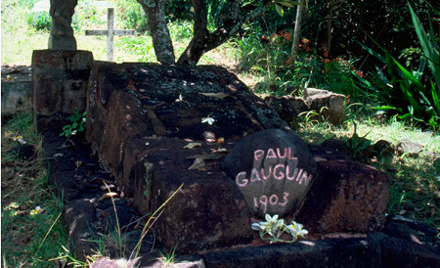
[138,0,175,64]
[137,0,270,65]
[291,0,304,57]
[176,0,209,65]
[325,6,334,57]
[177,0,269,65]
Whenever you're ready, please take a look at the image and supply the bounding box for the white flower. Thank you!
[201,116,215,125]
[252,214,307,243]
[30,206,42,215]
[264,214,285,236]
[175,94,184,102]
[286,221,308,239]
[265,214,278,223]
[251,222,263,231]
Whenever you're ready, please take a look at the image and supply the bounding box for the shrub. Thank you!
[116,0,149,32]
[27,11,51,31]
[353,4,439,131]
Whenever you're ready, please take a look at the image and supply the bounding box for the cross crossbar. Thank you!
[85,7,135,61]
[85,30,135,36]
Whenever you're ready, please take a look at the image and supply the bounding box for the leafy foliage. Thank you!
[27,11,52,31]
[60,110,86,138]
[343,122,372,161]
[353,4,440,131]
[116,0,149,32]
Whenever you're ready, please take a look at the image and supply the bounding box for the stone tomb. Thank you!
[83,62,390,254]
[30,53,440,264]
[86,62,289,252]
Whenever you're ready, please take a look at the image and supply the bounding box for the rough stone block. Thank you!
[32,50,93,132]
[296,160,389,233]
[265,88,346,125]
[1,77,32,117]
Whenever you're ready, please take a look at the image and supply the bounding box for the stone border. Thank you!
[40,128,440,267]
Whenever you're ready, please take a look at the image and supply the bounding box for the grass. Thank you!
[1,1,440,266]
[1,113,69,267]
[296,107,440,232]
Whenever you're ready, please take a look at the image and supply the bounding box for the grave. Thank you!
[32,59,440,266]
[78,61,389,254]
[28,0,440,265]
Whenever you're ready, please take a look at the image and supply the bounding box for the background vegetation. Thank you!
[1,0,439,266]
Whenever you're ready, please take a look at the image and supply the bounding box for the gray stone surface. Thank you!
[223,129,318,218]
[48,0,77,50]
[1,66,32,117]
[265,88,346,125]
[32,50,93,131]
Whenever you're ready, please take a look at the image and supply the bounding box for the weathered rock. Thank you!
[85,62,288,253]
[140,136,255,253]
[264,96,308,123]
[296,160,389,233]
[1,65,32,117]
[265,88,346,125]
[64,198,97,261]
[318,138,351,157]
[48,0,77,50]
[396,139,424,157]
[308,143,350,163]
[223,129,318,218]
[32,50,93,132]
[38,88,439,266]
[304,88,346,125]
[384,214,438,245]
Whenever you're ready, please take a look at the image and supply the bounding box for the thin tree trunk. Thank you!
[177,0,270,65]
[138,0,175,64]
[291,0,304,57]
[326,6,334,57]
[177,0,209,65]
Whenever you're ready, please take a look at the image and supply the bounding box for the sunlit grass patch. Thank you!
[294,112,440,235]
[1,113,69,267]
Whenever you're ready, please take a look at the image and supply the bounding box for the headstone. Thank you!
[48,0,77,50]
[85,5,135,61]
[223,129,318,218]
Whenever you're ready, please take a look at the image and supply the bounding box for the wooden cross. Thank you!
[85,7,135,61]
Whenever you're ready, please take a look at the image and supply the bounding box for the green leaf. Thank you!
[409,3,440,87]
[431,81,440,115]
[390,57,425,92]
[356,41,385,63]
[372,105,402,112]
[276,1,301,8]
[275,4,284,17]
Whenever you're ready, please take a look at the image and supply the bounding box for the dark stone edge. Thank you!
[40,129,440,267]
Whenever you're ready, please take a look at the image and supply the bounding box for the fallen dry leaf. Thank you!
[183,142,202,149]
[98,192,118,202]
[198,92,234,99]
[187,153,225,160]
[188,158,206,170]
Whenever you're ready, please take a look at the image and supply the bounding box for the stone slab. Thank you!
[296,160,389,233]
[32,50,93,132]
